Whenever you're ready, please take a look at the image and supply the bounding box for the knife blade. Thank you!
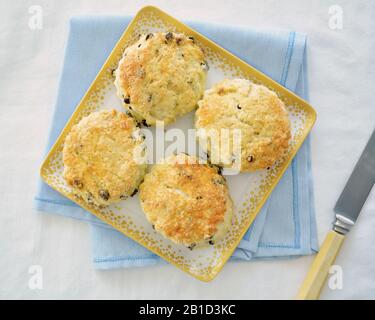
[333,128,375,234]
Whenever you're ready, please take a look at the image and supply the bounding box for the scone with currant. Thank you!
[63,109,147,207]
[139,153,233,249]
[195,79,291,172]
[114,32,208,126]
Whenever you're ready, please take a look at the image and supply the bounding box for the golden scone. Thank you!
[195,79,291,172]
[114,32,208,126]
[63,109,147,207]
[139,154,233,249]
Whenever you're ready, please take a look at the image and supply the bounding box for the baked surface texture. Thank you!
[114,32,208,126]
[195,78,291,172]
[139,153,233,248]
[63,109,147,207]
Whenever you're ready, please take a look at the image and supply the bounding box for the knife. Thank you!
[296,129,375,300]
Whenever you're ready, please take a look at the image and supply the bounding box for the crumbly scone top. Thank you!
[195,79,291,171]
[115,32,207,125]
[63,109,146,207]
[139,154,232,246]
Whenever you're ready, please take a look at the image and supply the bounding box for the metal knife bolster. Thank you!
[333,129,375,235]
[333,215,355,235]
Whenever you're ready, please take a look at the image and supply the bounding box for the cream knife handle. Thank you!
[296,230,345,300]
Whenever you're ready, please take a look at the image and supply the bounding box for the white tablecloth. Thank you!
[0,0,374,299]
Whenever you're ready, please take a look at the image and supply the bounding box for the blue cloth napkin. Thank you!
[35,16,318,269]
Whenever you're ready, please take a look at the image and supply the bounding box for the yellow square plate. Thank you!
[40,5,316,281]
